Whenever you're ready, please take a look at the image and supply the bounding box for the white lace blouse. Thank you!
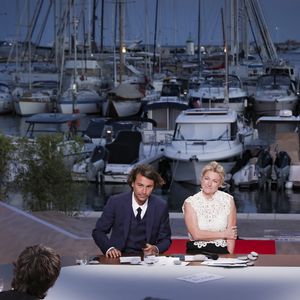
[183,190,233,248]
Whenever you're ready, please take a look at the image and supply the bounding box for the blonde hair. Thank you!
[201,161,225,186]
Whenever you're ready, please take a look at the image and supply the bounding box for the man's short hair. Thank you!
[11,244,61,299]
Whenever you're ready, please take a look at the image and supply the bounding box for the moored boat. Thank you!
[253,74,299,118]
[72,118,165,183]
[103,83,144,118]
[163,108,254,185]
[189,74,248,115]
[13,89,55,116]
[57,88,104,114]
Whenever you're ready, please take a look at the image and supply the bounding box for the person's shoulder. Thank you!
[149,193,167,206]
[184,191,201,203]
[217,190,232,197]
[0,290,15,299]
[108,191,132,203]
[216,190,233,202]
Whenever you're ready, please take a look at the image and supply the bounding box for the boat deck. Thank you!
[1,201,300,264]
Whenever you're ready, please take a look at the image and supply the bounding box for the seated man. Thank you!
[92,164,172,258]
[0,244,61,300]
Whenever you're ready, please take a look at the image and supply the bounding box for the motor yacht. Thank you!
[163,108,253,185]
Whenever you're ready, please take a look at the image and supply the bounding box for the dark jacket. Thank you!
[0,290,38,300]
[92,191,172,253]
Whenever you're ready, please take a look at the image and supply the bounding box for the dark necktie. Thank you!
[136,207,142,221]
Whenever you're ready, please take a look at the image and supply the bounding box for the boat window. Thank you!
[174,125,185,140]
[174,123,232,141]
[258,75,291,89]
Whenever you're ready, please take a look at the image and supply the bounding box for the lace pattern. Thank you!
[183,190,233,248]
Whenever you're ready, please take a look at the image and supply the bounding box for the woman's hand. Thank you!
[143,243,159,256]
[225,226,238,240]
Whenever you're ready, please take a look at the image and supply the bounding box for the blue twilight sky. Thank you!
[0,0,298,47]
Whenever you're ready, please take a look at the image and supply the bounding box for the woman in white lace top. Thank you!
[183,161,237,254]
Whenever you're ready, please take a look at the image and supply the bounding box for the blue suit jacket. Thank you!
[92,191,172,254]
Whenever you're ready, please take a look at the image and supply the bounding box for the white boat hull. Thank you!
[169,159,237,185]
[58,101,100,114]
[58,89,103,114]
[112,100,141,117]
[104,152,163,183]
[232,162,259,188]
[165,141,242,185]
[254,96,298,117]
[13,99,53,116]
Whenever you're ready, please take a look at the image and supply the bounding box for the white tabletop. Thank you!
[45,263,300,300]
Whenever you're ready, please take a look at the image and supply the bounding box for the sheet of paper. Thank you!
[177,272,224,283]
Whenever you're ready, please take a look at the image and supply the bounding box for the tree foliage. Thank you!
[17,133,85,213]
[0,134,15,197]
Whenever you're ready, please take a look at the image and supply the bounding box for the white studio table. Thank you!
[45,262,300,300]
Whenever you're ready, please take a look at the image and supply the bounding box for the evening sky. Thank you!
[0,0,298,47]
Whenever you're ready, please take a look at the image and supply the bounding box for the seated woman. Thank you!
[183,161,237,254]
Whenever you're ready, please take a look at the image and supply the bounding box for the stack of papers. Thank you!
[119,256,142,264]
[184,254,208,262]
[201,258,249,267]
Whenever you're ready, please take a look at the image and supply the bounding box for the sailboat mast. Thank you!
[118,0,125,84]
[100,0,105,52]
[27,0,32,91]
[72,10,79,113]
[91,0,97,52]
[113,1,117,86]
[221,4,229,106]
[152,0,159,79]
[197,0,201,76]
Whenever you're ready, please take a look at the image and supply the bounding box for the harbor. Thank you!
[1,44,300,214]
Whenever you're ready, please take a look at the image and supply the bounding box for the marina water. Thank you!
[2,52,300,214]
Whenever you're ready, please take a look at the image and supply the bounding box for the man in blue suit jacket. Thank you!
[92,164,172,258]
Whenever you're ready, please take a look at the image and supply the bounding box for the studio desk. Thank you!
[44,254,300,300]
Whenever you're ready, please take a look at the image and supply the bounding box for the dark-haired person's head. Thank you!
[127,164,164,189]
[11,244,61,299]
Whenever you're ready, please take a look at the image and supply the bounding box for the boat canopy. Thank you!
[25,113,86,138]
